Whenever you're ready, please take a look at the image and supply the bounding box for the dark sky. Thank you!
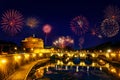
[0,0,120,49]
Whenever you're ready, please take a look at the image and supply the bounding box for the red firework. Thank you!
[42,24,52,45]
[70,16,89,36]
[1,9,24,36]
[43,24,52,34]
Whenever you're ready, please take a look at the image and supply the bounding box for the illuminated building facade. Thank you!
[21,35,55,53]
[21,35,44,52]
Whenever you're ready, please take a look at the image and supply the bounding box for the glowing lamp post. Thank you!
[0,59,7,64]
[14,47,17,50]
[107,49,112,53]
[14,47,17,53]
[42,24,52,46]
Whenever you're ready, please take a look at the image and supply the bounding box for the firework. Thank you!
[104,5,120,21]
[43,24,52,34]
[70,16,89,36]
[91,29,96,36]
[91,25,103,39]
[1,9,24,36]
[97,35,103,39]
[53,36,74,48]
[91,25,99,36]
[79,37,84,45]
[101,19,119,37]
[42,24,52,45]
[79,37,84,49]
[26,17,39,28]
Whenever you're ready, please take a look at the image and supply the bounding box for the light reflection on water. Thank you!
[27,60,120,80]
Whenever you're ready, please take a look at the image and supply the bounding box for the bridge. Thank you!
[50,49,120,61]
[0,49,120,80]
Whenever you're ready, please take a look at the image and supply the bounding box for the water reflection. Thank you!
[27,59,120,80]
[34,68,44,78]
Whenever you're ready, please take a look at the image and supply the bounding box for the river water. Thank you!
[27,58,120,80]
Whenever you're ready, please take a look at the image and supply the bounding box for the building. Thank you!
[21,35,44,52]
[21,35,56,53]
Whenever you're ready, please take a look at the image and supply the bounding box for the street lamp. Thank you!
[0,59,7,64]
[14,47,17,53]
[23,48,26,51]
[107,49,112,53]
[14,47,17,50]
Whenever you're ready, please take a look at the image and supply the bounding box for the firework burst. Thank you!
[91,25,103,39]
[70,16,89,36]
[42,24,52,45]
[43,24,52,34]
[104,5,120,22]
[1,9,24,36]
[53,36,74,48]
[26,17,39,28]
[101,19,119,37]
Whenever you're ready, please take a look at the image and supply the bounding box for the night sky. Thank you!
[0,0,120,49]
